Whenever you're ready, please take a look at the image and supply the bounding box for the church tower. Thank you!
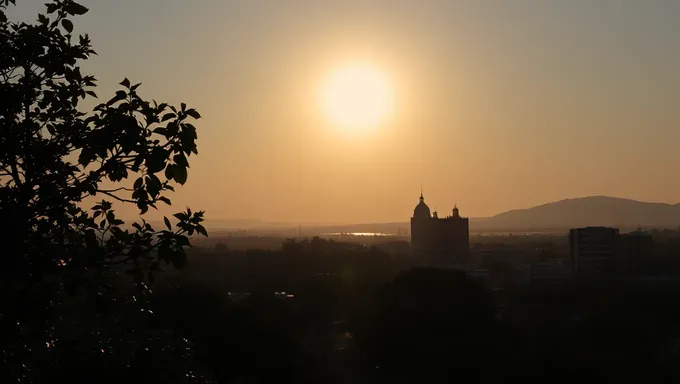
[410,191,470,266]
[410,192,431,258]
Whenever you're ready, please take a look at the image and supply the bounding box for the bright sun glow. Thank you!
[320,62,394,130]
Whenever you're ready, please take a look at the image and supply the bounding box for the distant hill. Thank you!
[200,196,680,236]
[475,196,680,230]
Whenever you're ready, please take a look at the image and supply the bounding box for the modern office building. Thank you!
[619,230,654,275]
[569,226,619,277]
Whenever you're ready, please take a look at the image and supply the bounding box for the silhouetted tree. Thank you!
[0,1,208,381]
[282,238,304,254]
[353,268,497,383]
[214,241,230,254]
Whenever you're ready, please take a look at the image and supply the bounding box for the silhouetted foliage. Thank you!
[129,234,680,382]
[214,241,230,254]
[352,268,497,383]
[0,1,208,381]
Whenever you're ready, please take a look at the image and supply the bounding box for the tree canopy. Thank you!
[0,1,208,380]
[0,0,206,286]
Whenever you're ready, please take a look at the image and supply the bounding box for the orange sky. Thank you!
[11,0,680,224]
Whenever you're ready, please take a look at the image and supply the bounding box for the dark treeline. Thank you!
[142,237,680,383]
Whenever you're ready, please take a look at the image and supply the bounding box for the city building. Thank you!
[524,258,573,285]
[410,192,470,266]
[569,226,619,277]
[570,226,655,278]
[619,230,654,275]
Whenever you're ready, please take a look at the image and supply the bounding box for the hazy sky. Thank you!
[9,0,680,224]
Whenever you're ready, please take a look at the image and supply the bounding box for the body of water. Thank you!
[319,232,398,237]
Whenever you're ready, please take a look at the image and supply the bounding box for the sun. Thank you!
[320,62,394,130]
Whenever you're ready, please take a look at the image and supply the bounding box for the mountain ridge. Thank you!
[480,195,680,229]
[201,196,680,233]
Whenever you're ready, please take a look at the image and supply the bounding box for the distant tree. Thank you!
[0,0,208,380]
[214,242,230,254]
[353,268,497,383]
[282,238,304,254]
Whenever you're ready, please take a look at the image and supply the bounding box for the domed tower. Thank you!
[409,192,471,265]
[411,192,431,257]
[413,192,431,221]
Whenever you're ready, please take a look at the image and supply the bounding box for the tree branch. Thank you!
[10,162,23,187]
[98,186,133,193]
[97,190,135,204]
[102,227,184,266]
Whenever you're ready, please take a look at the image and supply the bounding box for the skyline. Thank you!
[8,0,680,223]
[203,194,680,230]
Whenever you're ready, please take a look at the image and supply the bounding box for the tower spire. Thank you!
[420,185,424,201]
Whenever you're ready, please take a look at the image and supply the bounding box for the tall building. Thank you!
[569,226,619,277]
[619,230,654,275]
[570,227,654,278]
[410,192,469,266]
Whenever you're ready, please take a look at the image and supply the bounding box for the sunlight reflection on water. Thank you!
[320,232,395,237]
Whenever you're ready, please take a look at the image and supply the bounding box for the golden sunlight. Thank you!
[320,62,394,130]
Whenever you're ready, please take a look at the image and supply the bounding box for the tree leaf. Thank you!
[107,90,127,106]
[158,196,171,206]
[173,212,189,221]
[61,19,73,33]
[66,2,89,15]
[146,175,161,197]
[133,177,143,190]
[185,109,201,119]
[196,224,208,237]
[164,163,175,180]
[174,165,187,185]
[78,148,93,166]
[120,78,131,88]
[164,216,171,231]
[145,148,168,174]
[173,153,188,167]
